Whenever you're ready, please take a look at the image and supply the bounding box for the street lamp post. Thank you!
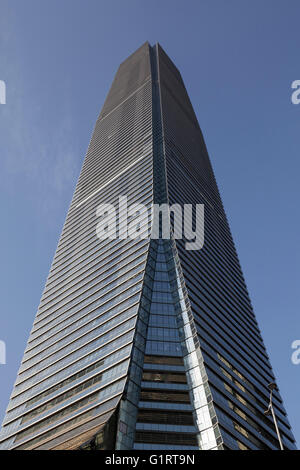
[264,382,284,450]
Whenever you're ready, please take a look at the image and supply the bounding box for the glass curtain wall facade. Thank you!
[0,42,296,450]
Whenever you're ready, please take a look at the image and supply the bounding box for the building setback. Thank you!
[0,42,296,450]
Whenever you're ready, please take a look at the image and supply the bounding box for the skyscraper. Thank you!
[0,42,296,450]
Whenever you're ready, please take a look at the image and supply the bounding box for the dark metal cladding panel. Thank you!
[100,41,151,120]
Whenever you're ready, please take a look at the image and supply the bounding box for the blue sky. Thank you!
[0,0,299,446]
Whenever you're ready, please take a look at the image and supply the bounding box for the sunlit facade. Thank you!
[0,42,296,450]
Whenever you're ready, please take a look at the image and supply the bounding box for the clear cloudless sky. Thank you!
[0,0,299,446]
